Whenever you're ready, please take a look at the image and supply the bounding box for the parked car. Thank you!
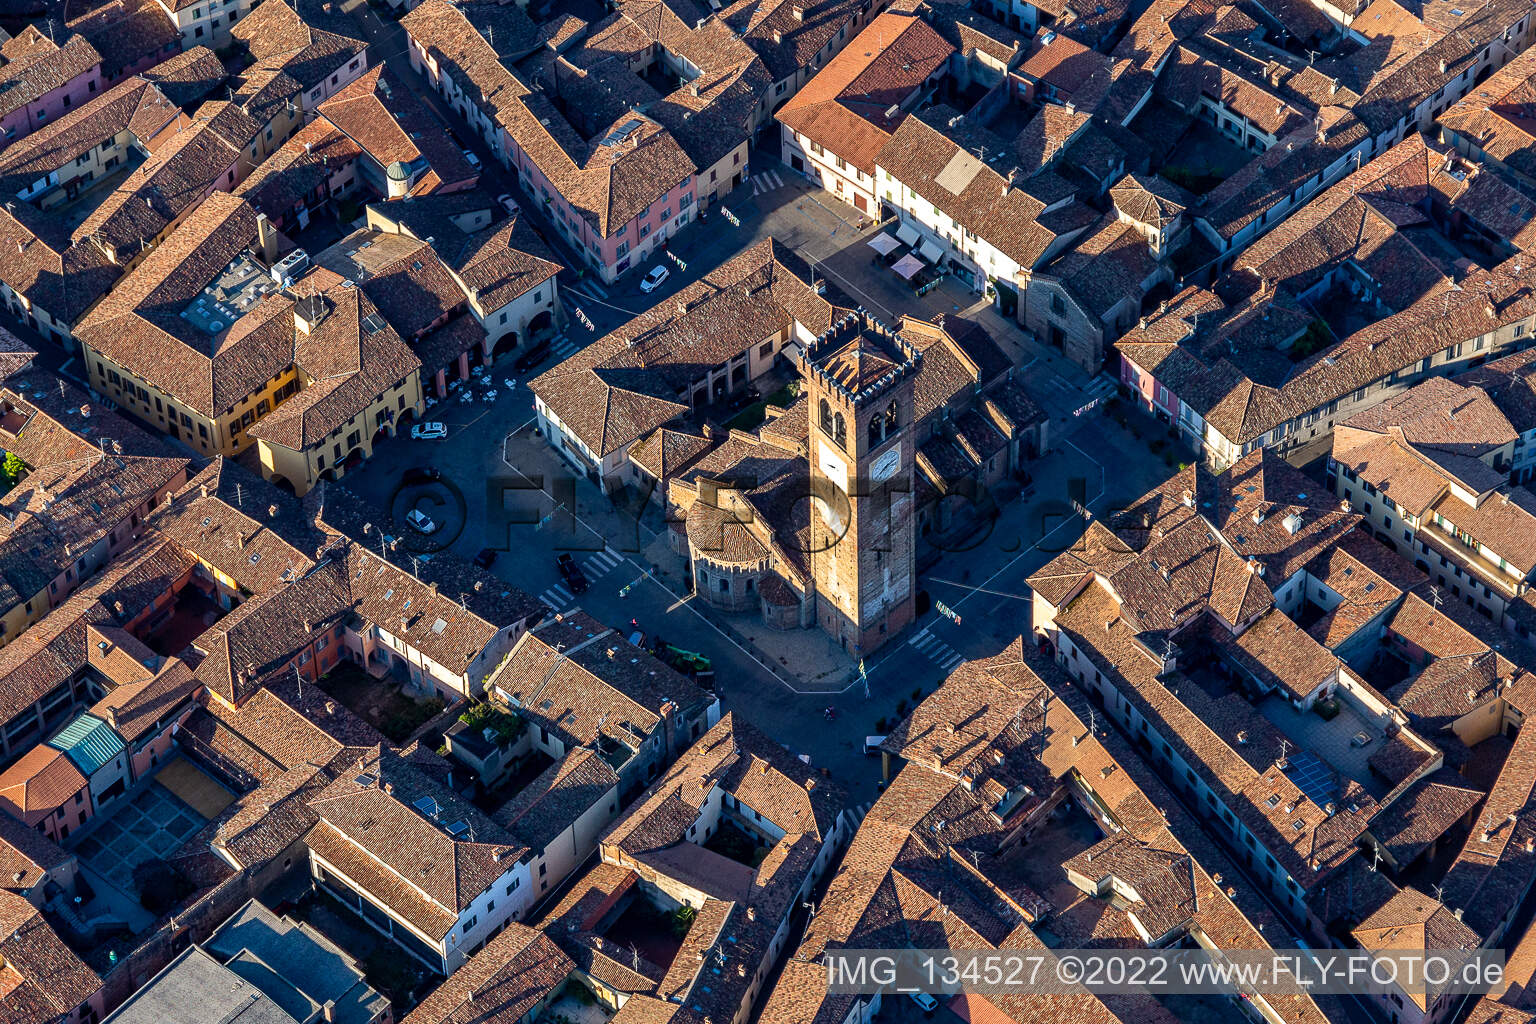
[461,148,482,171]
[403,466,441,484]
[473,548,498,569]
[405,508,438,534]
[908,993,938,1014]
[639,265,670,293]
[496,194,518,214]
[556,553,589,593]
[411,422,447,440]
[513,340,552,373]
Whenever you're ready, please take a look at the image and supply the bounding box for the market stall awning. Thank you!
[867,232,901,256]
[896,222,920,248]
[892,253,925,280]
[918,238,945,265]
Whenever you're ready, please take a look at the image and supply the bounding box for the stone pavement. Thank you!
[640,533,856,694]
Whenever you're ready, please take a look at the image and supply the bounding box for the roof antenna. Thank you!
[1277,738,1291,768]
[294,660,304,705]
[235,482,244,508]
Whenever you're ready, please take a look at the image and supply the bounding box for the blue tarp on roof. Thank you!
[48,714,125,777]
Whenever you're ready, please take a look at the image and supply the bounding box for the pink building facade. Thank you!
[1,60,105,146]
[1120,354,1180,421]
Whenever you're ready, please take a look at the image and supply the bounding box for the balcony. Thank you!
[1419,517,1524,598]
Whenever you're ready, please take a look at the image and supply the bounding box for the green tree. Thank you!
[0,452,24,490]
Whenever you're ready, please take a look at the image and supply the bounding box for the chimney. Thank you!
[383,781,393,794]
[256,212,279,263]
[323,1002,337,1023]
[1439,59,1448,73]
[772,29,782,43]
[746,905,757,921]
[268,504,278,518]
[105,705,118,728]
[676,298,688,316]
[792,4,803,18]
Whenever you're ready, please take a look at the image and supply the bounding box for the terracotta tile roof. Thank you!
[319,66,477,190]
[0,33,102,122]
[0,202,122,329]
[876,107,1092,269]
[0,76,182,198]
[949,410,1006,475]
[1062,832,1198,939]
[0,808,69,904]
[1366,767,1483,868]
[489,610,712,750]
[603,712,844,923]
[1121,246,1536,447]
[0,890,100,1021]
[73,96,278,262]
[1440,44,1536,185]
[403,923,573,1024]
[74,193,293,418]
[151,458,325,597]
[1456,347,1536,435]
[719,0,869,82]
[307,745,525,941]
[0,535,172,726]
[1437,686,1536,925]
[1354,888,1480,1008]
[403,0,710,241]
[138,45,226,108]
[229,0,366,93]
[67,0,179,77]
[0,746,86,826]
[775,13,952,174]
[246,278,422,451]
[1038,213,1161,322]
[236,118,362,220]
[629,427,713,482]
[1224,607,1339,702]
[491,747,618,854]
[531,239,838,457]
[93,656,198,741]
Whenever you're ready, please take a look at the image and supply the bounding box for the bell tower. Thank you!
[803,311,920,657]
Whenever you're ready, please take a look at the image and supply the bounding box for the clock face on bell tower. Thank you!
[802,313,918,658]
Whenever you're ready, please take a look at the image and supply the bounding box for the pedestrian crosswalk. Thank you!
[584,278,610,299]
[849,801,874,826]
[539,582,574,612]
[582,546,624,581]
[549,333,580,361]
[750,169,785,195]
[538,547,625,612]
[1037,373,1118,402]
[909,627,965,671]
